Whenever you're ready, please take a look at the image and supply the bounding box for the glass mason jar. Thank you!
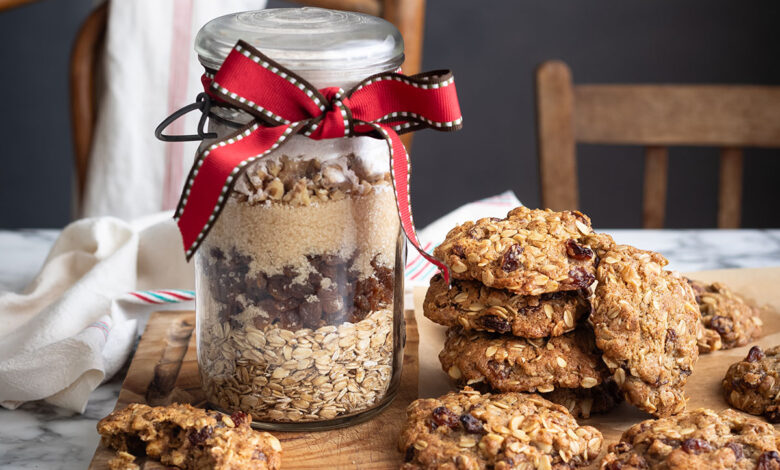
[192,8,406,430]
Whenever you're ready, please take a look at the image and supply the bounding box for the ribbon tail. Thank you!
[372,123,451,283]
[175,122,299,259]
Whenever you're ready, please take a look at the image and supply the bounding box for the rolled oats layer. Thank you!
[201,309,395,422]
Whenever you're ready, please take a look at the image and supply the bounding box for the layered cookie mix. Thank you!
[601,408,780,470]
[591,244,700,417]
[97,403,282,470]
[399,388,603,469]
[423,273,589,338]
[433,207,597,296]
[723,345,780,423]
[439,327,608,394]
[196,145,403,422]
[689,279,762,353]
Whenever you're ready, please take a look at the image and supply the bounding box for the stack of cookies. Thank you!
[423,207,701,418]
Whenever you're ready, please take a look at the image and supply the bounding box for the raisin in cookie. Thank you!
[433,207,597,296]
[439,327,608,394]
[399,387,602,469]
[98,403,282,470]
[723,345,780,423]
[591,244,700,417]
[601,408,780,469]
[688,279,763,353]
[423,273,589,338]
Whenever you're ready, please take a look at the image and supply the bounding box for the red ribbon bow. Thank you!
[174,40,463,281]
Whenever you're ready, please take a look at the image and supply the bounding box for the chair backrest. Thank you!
[535,60,780,228]
[69,0,426,203]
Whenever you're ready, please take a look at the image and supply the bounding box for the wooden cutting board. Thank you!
[90,267,780,469]
[88,308,418,469]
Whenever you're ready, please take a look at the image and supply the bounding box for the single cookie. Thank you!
[591,244,700,417]
[723,345,780,423]
[423,273,590,338]
[433,207,597,296]
[399,387,603,469]
[98,403,282,470]
[601,408,780,470]
[689,279,763,353]
[543,381,623,419]
[439,327,608,394]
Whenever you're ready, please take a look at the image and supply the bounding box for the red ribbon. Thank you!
[174,40,462,282]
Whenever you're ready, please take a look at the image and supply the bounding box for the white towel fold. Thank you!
[0,215,194,413]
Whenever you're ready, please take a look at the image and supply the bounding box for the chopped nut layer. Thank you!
[601,408,780,469]
[400,388,602,469]
[688,279,763,353]
[439,327,609,394]
[433,207,597,296]
[591,244,700,417]
[97,403,282,470]
[723,345,780,423]
[424,273,589,338]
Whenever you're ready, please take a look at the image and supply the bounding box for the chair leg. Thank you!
[717,147,743,228]
[642,146,668,228]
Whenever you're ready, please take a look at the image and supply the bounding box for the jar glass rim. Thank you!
[195,7,405,75]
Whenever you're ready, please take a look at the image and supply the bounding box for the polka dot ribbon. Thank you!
[171,40,463,282]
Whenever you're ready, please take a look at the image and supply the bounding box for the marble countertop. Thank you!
[2,228,780,469]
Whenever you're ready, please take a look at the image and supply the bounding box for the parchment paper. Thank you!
[413,266,780,447]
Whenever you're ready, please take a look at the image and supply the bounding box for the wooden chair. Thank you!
[535,60,780,228]
[69,0,426,204]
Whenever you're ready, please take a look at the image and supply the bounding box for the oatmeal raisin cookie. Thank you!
[723,345,780,423]
[399,387,602,469]
[439,327,608,394]
[423,273,590,338]
[688,279,762,353]
[433,207,597,296]
[601,408,780,469]
[591,244,700,417]
[97,403,282,470]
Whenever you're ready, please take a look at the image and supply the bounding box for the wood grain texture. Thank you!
[573,85,780,147]
[535,60,579,211]
[641,146,669,229]
[89,309,419,469]
[70,2,107,205]
[0,0,38,12]
[718,147,744,229]
[535,59,780,228]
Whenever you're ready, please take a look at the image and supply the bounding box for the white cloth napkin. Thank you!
[0,191,520,413]
[0,214,194,413]
[81,0,267,220]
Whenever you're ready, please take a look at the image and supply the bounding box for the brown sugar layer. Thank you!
[206,180,400,281]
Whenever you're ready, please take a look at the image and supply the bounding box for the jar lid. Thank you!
[195,7,404,77]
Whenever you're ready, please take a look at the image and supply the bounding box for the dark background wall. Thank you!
[2,0,779,229]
